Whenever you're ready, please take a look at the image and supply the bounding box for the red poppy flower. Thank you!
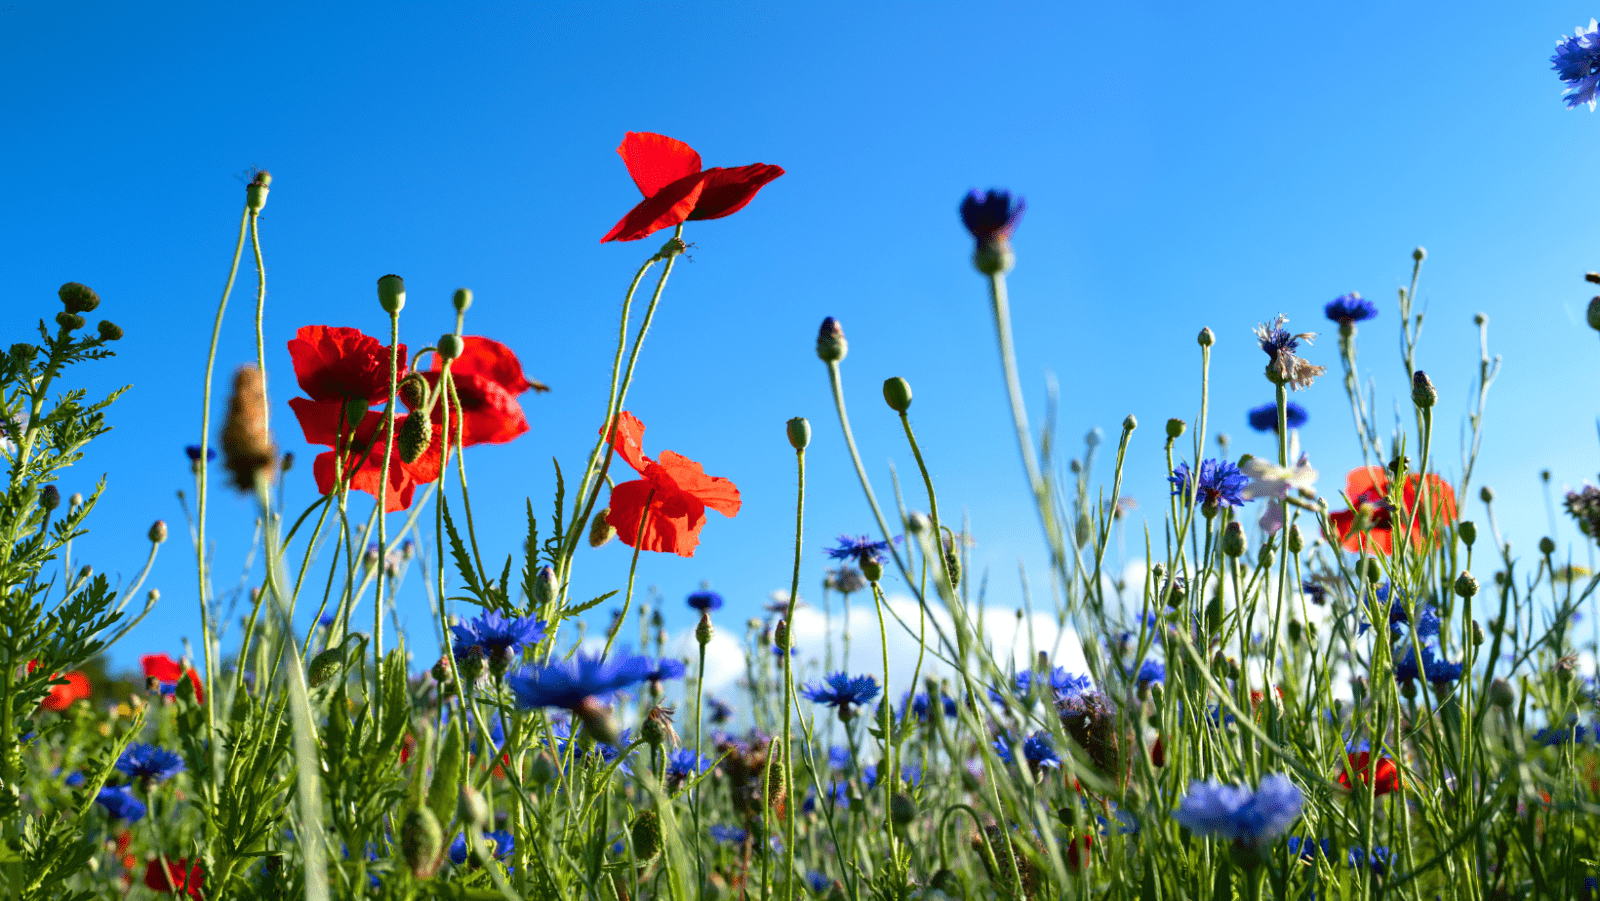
[27,661,90,711]
[1336,751,1400,796]
[307,410,443,513]
[142,654,204,704]
[415,336,547,446]
[144,858,204,897]
[1150,735,1166,768]
[601,412,741,557]
[1064,833,1094,872]
[287,326,407,448]
[600,132,785,242]
[1328,466,1458,555]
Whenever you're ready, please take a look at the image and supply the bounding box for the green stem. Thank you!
[780,444,805,901]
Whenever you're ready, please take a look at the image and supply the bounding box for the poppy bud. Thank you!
[529,753,555,785]
[246,171,271,214]
[1364,558,1382,584]
[453,288,473,313]
[97,321,123,341]
[890,792,916,826]
[1197,327,1215,347]
[148,520,167,544]
[377,274,406,314]
[398,373,429,411]
[1489,678,1514,709]
[1458,520,1476,547]
[58,282,100,313]
[815,317,848,363]
[398,414,431,465]
[1165,418,1186,439]
[787,417,811,450]
[1287,620,1302,644]
[1122,414,1137,432]
[438,333,464,361]
[589,510,616,547]
[882,377,913,413]
[533,565,557,607]
[1287,524,1304,554]
[630,809,663,862]
[1075,512,1092,548]
[1411,371,1437,409]
[55,312,85,331]
[861,558,883,583]
[401,806,444,878]
[943,547,962,588]
[40,485,59,513]
[308,648,343,688]
[339,397,369,432]
[457,785,490,830]
[1221,521,1247,558]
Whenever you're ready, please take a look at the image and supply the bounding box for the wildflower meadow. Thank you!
[10,8,1600,901]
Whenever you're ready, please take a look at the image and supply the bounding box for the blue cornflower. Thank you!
[645,658,687,682]
[1534,716,1592,746]
[450,611,547,669]
[1171,774,1304,846]
[1358,584,1440,639]
[1555,20,1600,110]
[666,748,711,783]
[827,535,892,567]
[1253,314,1325,390]
[506,650,651,710]
[687,590,723,612]
[317,612,337,628]
[95,785,147,822]
[959,189,1026,245]
[62,770,84,787]
[115,743,186,783]
[1347,845,1392,875]
[1394,644,1463,685]
[706,696,734,724]
[184,445,217,463]
[828,745,852,770]
[1287,836,1330,862]
[1325,292,1378,326]
[901,690,959,722]
[710,825,748,845]
[1168,459,1249,511]
[1246,402,1308,433]
[449,830,514,865]
[1134,659,1165,686]
[807,871,831,893]
[863,763,923,788]
[800,672,880,715]
[994,731,1062,771]
[1301,580,1328,605]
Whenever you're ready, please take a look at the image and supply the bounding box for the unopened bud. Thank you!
[398,373,429,410]
[630,809,663,861]
[861,558,883,583]
[398,414,432,464]
[882,377,913,413]
[529,753,556,785]
[1257,544,1275,570]
[1197,327,1215,347]
[1458,521,1477,546]
[1471,621,1485,645]
[377,274,406,314]
[430,656,451,683]
[1287,524,1304,554]
[696,611,714,646]
[1454,571,1479,598]
[1479,485,1495,503]
[308,648,343,688]
[1400,680,1417,700]
[58,282,100,313]
[890,792,916,826]
[1540,536,1556,556]
[280,451,294,474]
[246,171,271,213]
[1205,592,1224,634]
[457,785,490,829]
[453,288,473,313]
[533,566,557,607]
[1075,512,1093,548]
[1287,620,1302,644]
[56,312,85,331]
[1489,678,1514,709]
[1589,298,1600,333]
[589,510,616,547]
[575,696,619,744]
[1412,247,1427,262]
[40,485,59,513]
[787,417,811,450]
[401,807,444,879]
[1221,521,1247,558]
[97,321,123,341]
[1364,558,1382,584]
[816,317,848,362]
[1122,414,1137,432]
[438,333,464,361]
[148,520,167,544]
[1165,418,1186,439]
[1411,371,1437,409]
[773,619,789,651]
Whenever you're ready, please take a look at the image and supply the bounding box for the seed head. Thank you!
[882,377,913,413]
[58,282,100,313]
[221,365,276,492]
[377,274,406,314]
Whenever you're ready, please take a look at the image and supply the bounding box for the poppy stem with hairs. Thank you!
[779,432,806,901]
[603,490,654,658]
[373,305,401,721]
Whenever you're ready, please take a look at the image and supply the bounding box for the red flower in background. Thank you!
[1328,466,1458,555]
[1337,751,1401,796]
[142,654,204,704]
[144,858,204,897]
[307,410,442,513]
[26,661,89,711]
[414,336,547,446]
[602,412,740,557]
[600,132,785,242]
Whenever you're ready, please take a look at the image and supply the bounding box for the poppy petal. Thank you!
[605,412,652,474]
[606,480,706,557]
[287,325,404,404]
[656,450,741,516]
[1344,465,1387,501]
[434,336,540,395]
[600,172,707,243]
[686,163,785,221]
[618,132,703,198]
[288,397,352,448]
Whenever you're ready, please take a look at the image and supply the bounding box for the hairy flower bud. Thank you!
[221,365,276,492]
[58,282,100,313]
[401,806,444,878]
[40,485,60,513]
[398,373,429,411]
[308,647,344,688]
[1257,544,1275,570]
[1471,620,1485,645]
[457,786,490,830]
[589,510,616,547]
[696,611,714,646]
[1286,524,1304,555]
[398,414,432,464]
[246,171,271,213]
[1454,571,1479,598]
[1458,520,1477,546]
[148,520,167,544]
[1165,418,1187,439]
[1197,327,1215,347]
[1540,536,1557,556]
[787,416,811,450]
[533,565,557,607]
[882,377,913,413]
[816,317,848,363]
[97,320,123,341]
[890,792,916,826]
[1221,521,1247,558]
[438,333,464,361]
[453,288,473,313]
[1411,371,1437,409]
[55,312,85,331]
[630,809,663,862]
[377,274,406,314]
[1489,678,1514,709]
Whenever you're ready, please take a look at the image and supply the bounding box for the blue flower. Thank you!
[1347,844,1392,875]
[1168,459,1249,510]
[62,770,84,787]
[1287,836,1330,862]
[1246,402,1308,433]
[827,535,892,567]
[95,785,147,822]
[1358,584,1440,639]
[450,611,547,665]
[710,825,748,845]
[687,590,723,612]
[959,190,1026,245]
[645,658,687,682]
[863,763,923,788]
[184,445,217,463]
[901,690,959,722]
[1134,659,1165,685]
[449,830,514,865]
[807,871,831,893]
[993,731,1062,771]
[507,650,651,710]
[1534,716,1592,746]
[1394,643,1463,685]
[1301,580,1329,605]
[1555,20,1600,109]
[800,672,880,713]
[115,743,186,783]
[706,696,734,724]
[1325,292,1378,325]
[666,749,711,781]
[828,745,852,770]
[1253,314,1325,390]
[1171,774,1304,846]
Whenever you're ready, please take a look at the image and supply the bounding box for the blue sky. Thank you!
[5,2,1600,672]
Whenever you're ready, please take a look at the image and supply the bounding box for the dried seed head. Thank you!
[58,282,100,313]
[221,365,276,492]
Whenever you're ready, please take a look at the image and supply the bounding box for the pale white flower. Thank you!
[1240,436,1317,533]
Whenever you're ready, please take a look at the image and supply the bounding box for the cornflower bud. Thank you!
[97,321,123,341]
[861,558,883,583]
[1221,521,1247,558]
[1198,327,1215,347]
[696,611,714,646]
[816,317,848,363]
[1480,485,1494,504]
[1165,418,1187,439]
[1540,536,1556,556]
[1471,621,1485,645]
[430,656,451,684]
[589,509,616,547]
[148,520,167,544]
[787,417,811,450]
[882,377,913,413]
[58,282,100,313]
[533,566,557,607]
[1458,520,1477,546]
[1474,312,1488,327]
[1454,571,1479,599]
[401,806,444,879]
[453,288,473,313]
[438,333,464,361]
[1257,544,1275,570]
[1590,298,1600,333]
[1287,524,1304,554]
[529,753,556,785]
[1400,680,1417,700]
[40,485,59,513]
[377,274,406,314]
[1411,371,1437,409]
[1413,246,1427,262]
[1122,414,1137,432]
[69,493,82,509]
[246,171,271,213]
[457,785,490,830]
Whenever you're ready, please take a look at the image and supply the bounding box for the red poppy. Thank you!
[1328,466,1458,555]
[1064,833,1094,872]
[307,410,443,513]
[142,654,204,704]
[1336,751,1400,796]
[415,336,547,446]
[601,412,740,557]
[287,326,407,446]
[600,132,785,243]
[1150,735,1166,768]
[144,858,204,897]
[26,661,90,711]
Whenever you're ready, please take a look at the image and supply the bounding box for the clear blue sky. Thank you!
[5,2,1599,672]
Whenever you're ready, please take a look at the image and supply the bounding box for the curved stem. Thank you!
[779,444,805,901]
